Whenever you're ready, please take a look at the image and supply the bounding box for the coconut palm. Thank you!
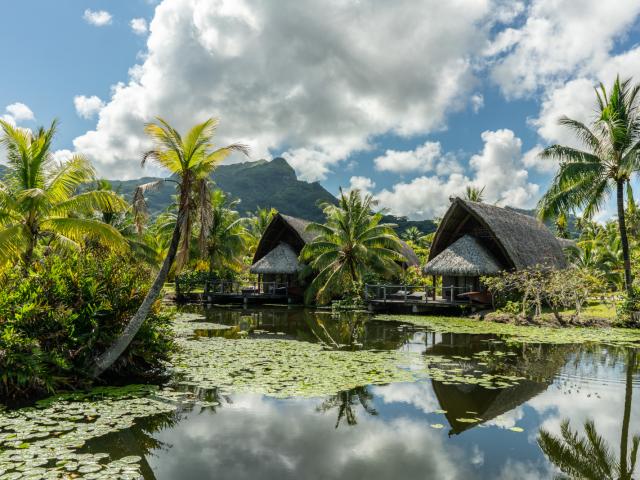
[0,120,127,269]
[538,350,638,480]
[207,189,249,275]
[300,188,405,304]
[92,117,248,377]
[247,206,277,253]
[464,185,485,202]
[402,226,423,243]
[537,76,640,295]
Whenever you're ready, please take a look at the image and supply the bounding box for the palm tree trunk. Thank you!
[620,348,636,479]
[617,180,634,295]
[91,209,185,378]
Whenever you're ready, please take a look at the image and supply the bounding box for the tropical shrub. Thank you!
[483,266,603,323]
[0,250,174,400]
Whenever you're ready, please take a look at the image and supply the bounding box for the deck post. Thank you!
[404,286,407,302]
[383,286,387,304]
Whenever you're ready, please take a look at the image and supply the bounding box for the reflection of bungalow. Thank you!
[432,379,550,435]
[250,213,419,298]
[423,198,567,303]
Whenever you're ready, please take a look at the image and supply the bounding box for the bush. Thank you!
[0,250,174,400]
[617,288,640,327]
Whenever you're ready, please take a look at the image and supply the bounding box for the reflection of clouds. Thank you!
[495,459,554,480]
[149,394,469,480]
[528,382,640,450]
[484,407,524,430]
[470,444,485,466]
[372,382,441,414]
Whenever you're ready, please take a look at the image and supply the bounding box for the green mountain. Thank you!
[105,157,437,232]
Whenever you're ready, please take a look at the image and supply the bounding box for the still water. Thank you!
[85,306,639,480]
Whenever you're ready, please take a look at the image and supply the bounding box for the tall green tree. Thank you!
[301,188,405,304]
[207,189,249,275]
[0,120,127,269]
[92,117,248,377]
[537,76,640,295]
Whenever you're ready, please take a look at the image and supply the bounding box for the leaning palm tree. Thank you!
[537,76,640,295]
[206,189,249,274]
[300,188,405,304]
[92,117,248,377]
[0,120,127,269]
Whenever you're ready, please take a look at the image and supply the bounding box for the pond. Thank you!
[2,306,639,479]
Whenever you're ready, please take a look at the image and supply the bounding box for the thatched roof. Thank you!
[253,213,315,264]
[250,242,301,274]
[279,214,316,244]
[424,235,501,276]
[428,198,567,271]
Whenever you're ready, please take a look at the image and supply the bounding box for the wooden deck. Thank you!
[364,284,487,314]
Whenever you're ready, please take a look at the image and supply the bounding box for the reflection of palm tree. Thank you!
[538,349,638,479]
[317,387,377,428]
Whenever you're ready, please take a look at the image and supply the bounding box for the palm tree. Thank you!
[92,117,248,377]
[538,350,638,480]
[316,387,378,428]
[0,120,127,269]
[206,189,249,275]
[300,188,405,304]
[464,185,485,202]
[402,226,423,243]
[247,206,277,253]
[537,76,640,295]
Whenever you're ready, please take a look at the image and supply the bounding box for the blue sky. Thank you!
[2,1,640,220]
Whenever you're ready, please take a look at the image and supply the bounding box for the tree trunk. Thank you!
[619,349,636,479]
[91,209,185,378]
[617,180,634,295]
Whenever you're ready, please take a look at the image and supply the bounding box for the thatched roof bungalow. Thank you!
[423,198,567,303]
[250,212,420,297]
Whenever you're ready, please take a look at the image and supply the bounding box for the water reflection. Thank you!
[88,306,640,479]
[538,349,639,480]
[316,387,378,428]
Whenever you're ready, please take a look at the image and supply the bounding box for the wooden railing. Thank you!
[364,284,471,304]
[204,280,288,297]
[364,284,434,303]
[175,274,288,298]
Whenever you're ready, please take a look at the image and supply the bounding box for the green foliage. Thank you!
[0,251,174,399]
[483,266,604,323]
[0,120,128,269]
[207,190,250,276]
[537,76,640,294]
[301,189,406,305]
[617,288,640,326]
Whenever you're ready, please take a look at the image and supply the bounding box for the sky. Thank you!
[1,0,640,221]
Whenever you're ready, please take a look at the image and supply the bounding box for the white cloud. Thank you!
[74,95,105,120]
[374,141,443,174]
[5,102,34,122]
[71,0,493,179]
[376,174,470,220]
[374,129,539,219]
[51,149,75,164]
[487,0,640,98]
[347,176,375,195]
[469,129,539,207]
[470,93,484,113]
[83,9,113,27]
[130,18,148,35]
